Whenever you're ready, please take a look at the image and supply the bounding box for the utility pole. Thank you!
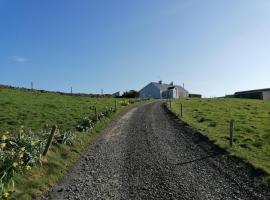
[31,81,34,90]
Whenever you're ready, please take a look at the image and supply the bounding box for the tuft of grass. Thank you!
[170,98,270,184]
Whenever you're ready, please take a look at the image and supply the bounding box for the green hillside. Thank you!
[169,98,270,183]
[0,87,122,132]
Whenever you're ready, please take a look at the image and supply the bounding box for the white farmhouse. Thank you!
[139,81,189,99]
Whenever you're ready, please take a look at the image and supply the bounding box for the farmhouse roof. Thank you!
[151,82,188,92]
[235,88,270,95]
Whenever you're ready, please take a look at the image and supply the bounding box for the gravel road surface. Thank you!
[45,101,270,200]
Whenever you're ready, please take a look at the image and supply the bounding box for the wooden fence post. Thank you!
[43,125,57,156]
[180,103,183,117]
[229,120,234,147]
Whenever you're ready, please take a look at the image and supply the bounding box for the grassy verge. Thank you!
[168,98,270,184]
[12,108,131,199]
[0,87,143,199]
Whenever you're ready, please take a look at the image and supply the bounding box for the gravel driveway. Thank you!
[44,101,270,200]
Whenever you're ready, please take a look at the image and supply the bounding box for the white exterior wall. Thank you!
[179,89,189,98]
[175,88,189,98]
[263,91,270,100]
[139,83,161,99]
[168,88,188,99]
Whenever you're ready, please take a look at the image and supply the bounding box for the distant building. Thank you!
[234,88,270,100]
[189,93,202,98]
[139,81,189,99]
[112,91,123,97]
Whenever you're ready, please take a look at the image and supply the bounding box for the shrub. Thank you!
[76,117,94,132]
[55,130,76,145]
[103,107,114,117]
[119,101,129,106]
[76,107,115,132]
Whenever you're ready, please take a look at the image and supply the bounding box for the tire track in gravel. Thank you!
[44,101,270,200]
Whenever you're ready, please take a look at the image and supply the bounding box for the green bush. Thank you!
[119,100,129,106]
[76,107,115,132]
[55,130,76,145]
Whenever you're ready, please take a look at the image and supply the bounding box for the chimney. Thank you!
[170,82,173,86]
[158,80,162,84]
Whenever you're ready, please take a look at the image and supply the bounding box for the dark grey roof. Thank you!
[151,82,188,93]
[235,88,270,95]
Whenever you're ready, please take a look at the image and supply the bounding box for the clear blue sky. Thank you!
[1,0,270,97]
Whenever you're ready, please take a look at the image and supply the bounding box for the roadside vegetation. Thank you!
[0,87,142,199]
[169,98,270,184]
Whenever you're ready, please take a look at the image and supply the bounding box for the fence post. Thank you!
[43,125,57,156]
[229,120,234,147]
[169,99,172,108]
[180,103,183,117]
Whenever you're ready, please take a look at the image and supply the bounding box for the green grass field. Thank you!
[0,88,123,132]
[170,98,270,183]
[0,87,139,199]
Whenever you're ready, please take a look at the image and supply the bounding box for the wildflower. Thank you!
[20,147,25,152]
[2,192,9,199]
[12,162,18,168]
[1,135,7,141]
[19,128,25,139]
[25,165,31,171]
[19,153,24,158]
[0,143,6,149]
